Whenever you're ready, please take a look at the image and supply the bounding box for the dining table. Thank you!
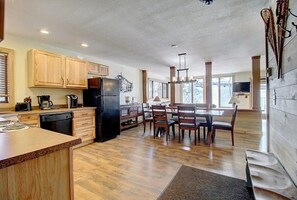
[146,107,226,145]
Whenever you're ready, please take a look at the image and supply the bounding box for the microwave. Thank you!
[15,102,32,112]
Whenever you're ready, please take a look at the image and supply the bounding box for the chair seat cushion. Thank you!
[145,117,153,121]
[179,123,199,128]
[212,121,232,129]
[155,120,175,125]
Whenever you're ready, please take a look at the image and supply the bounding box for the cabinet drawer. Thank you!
[73,117,95,129]
[18,114,39,126]
[73,128,95,142]
[72,110,95,118]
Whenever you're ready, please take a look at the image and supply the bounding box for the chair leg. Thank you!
[153,126,156,139]
[203,126,206,140]
[231,130,234,146]
[211,128,215,143]
[198,127,200,141]
[172,125,175,139]
[166,127,169,141]
[178,128,181,143]
[194,130,197,145]
[149,122,152,130]
[143,121,146,133]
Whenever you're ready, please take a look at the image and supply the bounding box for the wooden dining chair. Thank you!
[151,105,175,141]
[194,103,211,141]
[211,105,238,146]
[177,105,200,145]
[142,103,153,133]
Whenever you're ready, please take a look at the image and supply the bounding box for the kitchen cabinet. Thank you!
[28,49,65,88]
[65,57,88,89]
[120,104,143,131]
[0,127,80,200]
[87,62,109,76]
[28,49,88,89]
[0,0,4,42]
[18,113,40,126]
[72,109,95,145]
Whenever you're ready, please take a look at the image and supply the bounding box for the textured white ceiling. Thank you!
[5,0,269,76]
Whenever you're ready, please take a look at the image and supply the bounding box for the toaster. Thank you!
[15,102,32,111]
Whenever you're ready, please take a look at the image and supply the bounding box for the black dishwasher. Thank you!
[40,112,72,135]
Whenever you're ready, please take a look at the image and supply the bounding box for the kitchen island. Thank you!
[0,127,81,200]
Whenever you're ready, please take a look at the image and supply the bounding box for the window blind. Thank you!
[0,52,8,103]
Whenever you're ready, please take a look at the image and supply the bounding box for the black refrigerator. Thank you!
[83,78,120,142]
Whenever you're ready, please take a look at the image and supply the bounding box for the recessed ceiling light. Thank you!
[40,29,49,34]
[171,44,178,48]
[81,43,88,47]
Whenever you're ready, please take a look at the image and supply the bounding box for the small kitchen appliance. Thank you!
[66,94,78,108]
[37,95,53,110]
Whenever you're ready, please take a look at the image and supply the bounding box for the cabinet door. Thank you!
[28,50,65,87]
[18,113,40,126]
[99,64,109,76]
[65,57,88,89]
[87,62,100,74]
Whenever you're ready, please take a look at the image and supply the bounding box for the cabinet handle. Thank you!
[67,79,69,85]
[61,77,64,84]
[82,123,89,126]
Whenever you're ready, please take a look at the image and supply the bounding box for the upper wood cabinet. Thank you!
[28,49,65,88]
[0,0,4,43]
[65,57,88,89]
[87,62,109,76]
[28,49,88,89]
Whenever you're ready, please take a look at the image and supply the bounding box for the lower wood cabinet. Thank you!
[72,109,96,144]
[18,113,40,126]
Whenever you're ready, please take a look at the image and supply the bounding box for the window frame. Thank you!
[0,47,15,108]
[212,75,234,108]
[148,79,168,99]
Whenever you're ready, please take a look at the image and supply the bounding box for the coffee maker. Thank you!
[66,94,78,108]
[37,95,53,110]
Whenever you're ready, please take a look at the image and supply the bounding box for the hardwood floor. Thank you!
[73,123,266,200]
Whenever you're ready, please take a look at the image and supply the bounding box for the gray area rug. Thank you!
[158,165,254,200]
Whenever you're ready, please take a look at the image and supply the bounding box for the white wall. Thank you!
[0,34,142,107]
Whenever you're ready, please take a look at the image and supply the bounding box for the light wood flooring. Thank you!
[73,123,266,200]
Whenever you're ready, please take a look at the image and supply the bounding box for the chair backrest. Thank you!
[231,105,238,127]
[177,105,197,126]
[152,105,168,123]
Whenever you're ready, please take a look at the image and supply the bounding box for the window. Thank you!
[182,78,204,103]
[0,48,14,107]
[181,76,232,108]
[212,76,233,108]
[148,79,168,99]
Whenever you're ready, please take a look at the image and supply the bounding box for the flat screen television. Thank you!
[233,82,250,93]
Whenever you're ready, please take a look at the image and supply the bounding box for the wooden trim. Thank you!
[205,62,212,105]
[0,47,15,108]
[252,56,261,110]
[170,66,176,104]
[0,0,4,42]
[142,70,148,103]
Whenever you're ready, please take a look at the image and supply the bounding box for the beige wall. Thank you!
[268,0,297,185]
[0,34,142,106]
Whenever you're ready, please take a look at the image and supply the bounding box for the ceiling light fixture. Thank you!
[40,29,49,34]
[168,53,196,84]
[81,43,88,47]
[199,0,213,5]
